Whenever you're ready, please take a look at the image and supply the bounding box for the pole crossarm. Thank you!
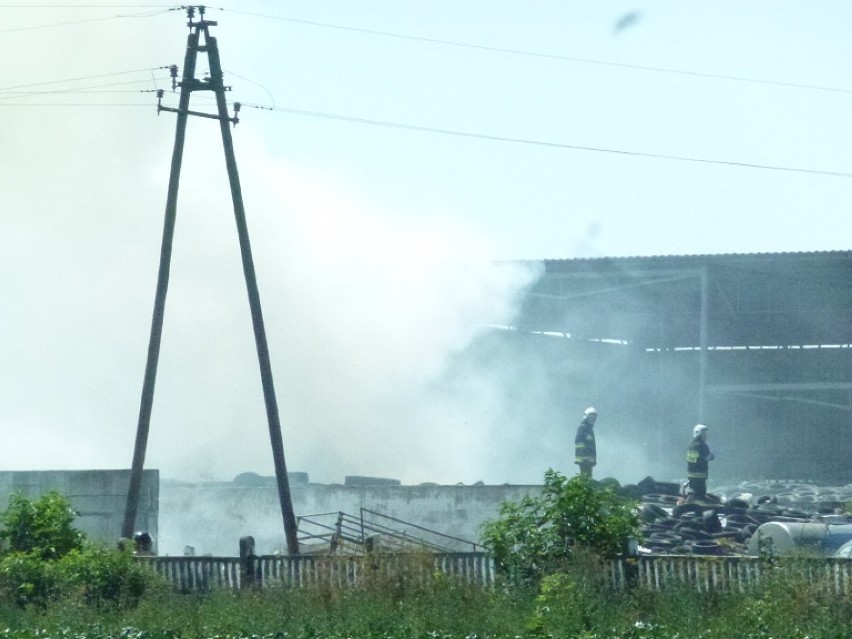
[157,101,240,125]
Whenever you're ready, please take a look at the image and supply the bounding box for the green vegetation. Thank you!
[0,483,852,638]
[0,491,160,608]
[0,551,850,639]
[481,469,640,584]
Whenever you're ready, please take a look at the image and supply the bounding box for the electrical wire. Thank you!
[0,7,175,33]
[0,8,846,179]
[0,4,176,6]
[0,68,171,92]
[0,102,152,106]
[7,76,846,180]
[215,8,852,95]
[1,93,846,179]
[1,5,848,95]
[0,78,171,99]
[223,69,275,108]
[240,103,852,179]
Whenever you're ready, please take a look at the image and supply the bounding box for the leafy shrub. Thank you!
[0,551,61,607]
[481,469,639,584]
[59,544,152,607]
[0,491,85,560]
[0,492,158,609]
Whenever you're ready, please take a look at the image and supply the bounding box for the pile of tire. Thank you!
[715,480,852,515]
[637,479,852,556]
[638,494,753,556]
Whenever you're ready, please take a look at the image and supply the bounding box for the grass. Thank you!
[1,555,852,639]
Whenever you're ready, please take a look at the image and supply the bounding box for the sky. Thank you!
[1,2,851,488]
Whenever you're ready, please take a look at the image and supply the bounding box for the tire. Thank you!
[702,510,722,534]
[673,502,704,519]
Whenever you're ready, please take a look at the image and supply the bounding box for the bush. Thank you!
[0,551,61,607]
[0,492,158,609]
[0,491,84,560]
[481,469,639,584]
[59,544,151,607]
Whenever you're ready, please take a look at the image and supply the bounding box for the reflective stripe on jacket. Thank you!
[687,436,711,479]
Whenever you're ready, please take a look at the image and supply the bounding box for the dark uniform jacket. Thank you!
[686,436,712,480]
[575,419,597,466]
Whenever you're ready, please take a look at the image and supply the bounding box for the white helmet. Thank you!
[584,406,598,416]
[693,424,708,438]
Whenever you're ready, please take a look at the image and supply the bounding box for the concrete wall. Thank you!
[159,481,543,557]
[0,470,159,549]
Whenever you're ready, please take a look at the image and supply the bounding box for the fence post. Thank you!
[240,536,257,589]
[623,538,639,591]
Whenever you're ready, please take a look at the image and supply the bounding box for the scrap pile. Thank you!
[622,478,852,556]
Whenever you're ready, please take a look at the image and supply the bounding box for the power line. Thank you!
[0,78,170,99]
[0,102,152,106]
[0,4,175,6]
[2,5,848,96]
[0,14,119,33]
[241,103,852,179]
[0,7,845,179]
[0,7,174,33]
[6,79,846,179]
[223,69,276,108]
[217,8,852,95]
[0,67,170,92]
[0,78,169,100]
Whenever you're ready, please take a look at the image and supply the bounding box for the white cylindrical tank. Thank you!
[748,522,852,557]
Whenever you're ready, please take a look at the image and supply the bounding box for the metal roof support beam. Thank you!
[529,271,700,301]
[712,391,852,411]
[707,382,852,392]
[707,382,852,411]
[698,266,709,422]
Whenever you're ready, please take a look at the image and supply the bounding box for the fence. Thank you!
[138,552,495,592]
[138,553,852,594]
[606,555,852,594]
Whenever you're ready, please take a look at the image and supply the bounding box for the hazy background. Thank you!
[1,2,850,487]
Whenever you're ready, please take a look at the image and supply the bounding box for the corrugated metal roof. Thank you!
[526,249,852,265]
[516,249,852,348]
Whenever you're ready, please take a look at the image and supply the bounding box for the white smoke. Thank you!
[138,136,543,485]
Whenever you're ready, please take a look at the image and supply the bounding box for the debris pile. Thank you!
[624,478,852,556]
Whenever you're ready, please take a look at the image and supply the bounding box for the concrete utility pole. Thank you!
[123,6,300,556]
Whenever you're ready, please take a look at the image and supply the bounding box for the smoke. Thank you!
[128,135,544,485]
[0,5,549,487]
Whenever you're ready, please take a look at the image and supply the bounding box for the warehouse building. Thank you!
[496,250,852,483]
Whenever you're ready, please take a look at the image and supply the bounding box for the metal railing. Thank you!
[296,508,483,554]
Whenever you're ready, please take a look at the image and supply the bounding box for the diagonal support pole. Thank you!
[206,32,300,556]
[122,29,198,541]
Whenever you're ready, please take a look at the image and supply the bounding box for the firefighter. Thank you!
[575,406,598,478]
[686,424,715,501]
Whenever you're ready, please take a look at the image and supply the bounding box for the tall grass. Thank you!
[1,553,852,639]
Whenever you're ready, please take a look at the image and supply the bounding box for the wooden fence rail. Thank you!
[138,553,852,594]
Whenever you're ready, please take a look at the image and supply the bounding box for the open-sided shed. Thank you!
[507,251,852,483]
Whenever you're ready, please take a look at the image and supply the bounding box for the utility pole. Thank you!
[123,6,300,556]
